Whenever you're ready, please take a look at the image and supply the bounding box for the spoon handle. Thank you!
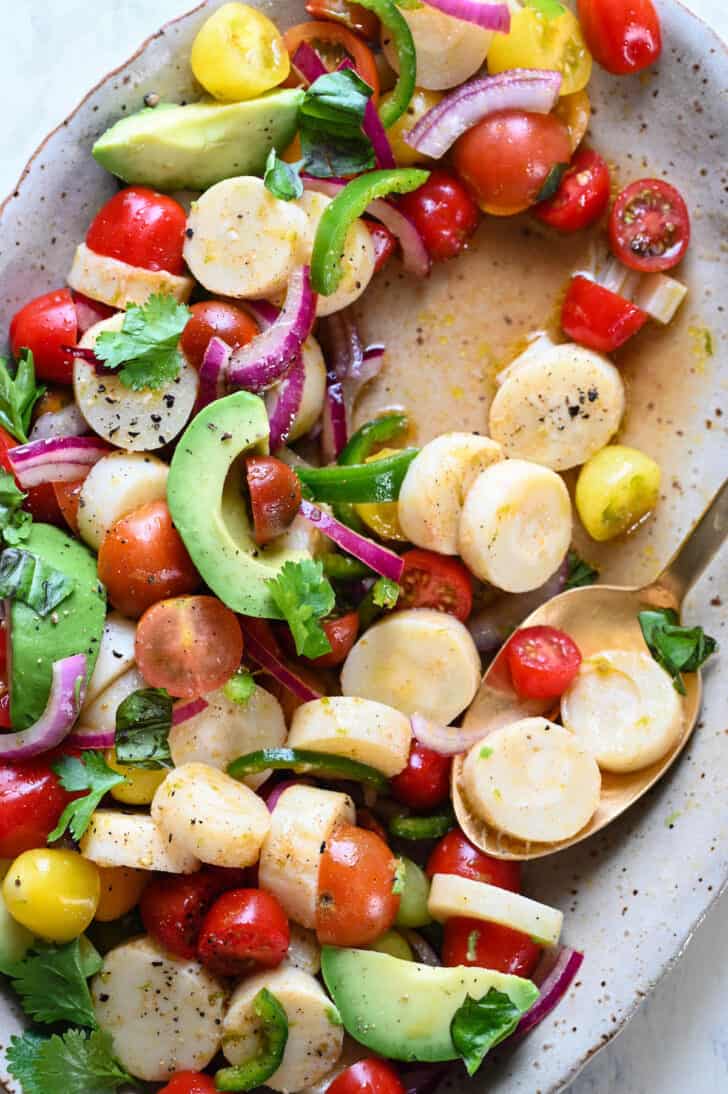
[657,478,728,604]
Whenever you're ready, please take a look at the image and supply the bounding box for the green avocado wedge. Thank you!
[9,524,106,730]
[320,947,538,1063]
[167,392,310,619]
[93,91,304,192]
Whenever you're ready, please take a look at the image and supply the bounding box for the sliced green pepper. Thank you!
[312,169,429,295]
[389,808,456,840]
[296,447,418,503]
[335,413,409,530]
[355,0,416,128]
[216,988,288,1092]
[322,554,372,581]
[227,747,390,791]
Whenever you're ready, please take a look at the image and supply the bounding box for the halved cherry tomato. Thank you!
[533,148,610,232]
[426,829,521,892]
[284,22,380,102]
[506,625,582,700]
[181,301,259,371]
[197,888,290,978]
[159,1073,217,1094]
[0,692,11,729]
[453,110,572,216]
[328,1060,405,1094]
[97,500,200,619]
[140,869,246,959]
[443,917,541,978]
[311,611,359,668]
[53,478,85,535]
[71,291,116,336]
[365,221,397,273]
[398,170,479,262]
[609,179,690,273]
[562,274,648,353]
[317,823,399,946]
[86,186,187,275]
[391,740,451,811]
[9,288,77,384]
[136,595,244,698]
[399,549,473,623]
[306,0,380,41]
[246,456,302,547]
[0,754,82,858]
[577,0,661,76]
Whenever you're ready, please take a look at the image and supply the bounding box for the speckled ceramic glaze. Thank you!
[0,2,726,1091]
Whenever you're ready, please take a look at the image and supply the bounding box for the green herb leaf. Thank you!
[0,547,74,616]
[372,577,401,609]
[49,752,126,842]
[264,148,304,201]
[299,69,375,179]
[451,989,523,1076]
[94,293,191,391]
[0,468,32,546]
[565,549,599,589]
[223,669,256,706]
[8,1029,133,1094]
[536,162,569,203]
[526,0,566,19]
[267,559,335,658]
[115,686,173,769]
[0,350,46,443]
[6,1032,46,1094]
[638,608,718,694]
[2,938,101,1028]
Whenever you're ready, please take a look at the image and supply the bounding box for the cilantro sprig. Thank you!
[6,1029,133,1094]
[0,468,32,547]
[0,350,45,443]
[94,293,191,391]
[49,751,126,842]
[638,607,718,694]
[1,937,102,1028]
[267,559,335,658]
[115,686,173,769]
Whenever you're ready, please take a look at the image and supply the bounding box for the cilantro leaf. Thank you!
[115,686,173,769]
[223,669,256,706]
[299,69,375,179]
[94,293,191,391]
[6,1032,46,1094]
[264,148,304,201]
[536,162,569,202]
[3,937,101,1028]
[565,549,599,590]
[526,0,566,18]
[49,751,126,842]
[267,559,335,658]
[0,468,32,546]
[451,990,523,1076]
[0,350,46,444]
[9,1029,133,1094]
[0,547,74,616]
[372,577,400,609]
[638,607,718,694]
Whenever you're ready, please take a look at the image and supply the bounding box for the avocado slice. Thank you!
[92,91,304,192]
[9,524,106,730]
[321,947,539,1062]
[167,392,310,618]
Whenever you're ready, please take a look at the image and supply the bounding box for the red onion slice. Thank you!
[243,300,279,331]
[72,291,116,336]
[66,725,116,750]
[421,0,510,30]
[264,778,314,812]
[268,355,306,453]
[344,343,385,422]
[321,376,348,463]
[172,697,209,726]
[0,653,87,760]
[29,403,87,442]
[240,620,323,703]
[514,945,584,1039]
[292,41,327,84]
[400,929,441,967]
[198,336,232,410]
[411,711,489,756]
[300,499,404,581]
[8,435,112,488]
[336,57,396,169]
[406,69,562,159]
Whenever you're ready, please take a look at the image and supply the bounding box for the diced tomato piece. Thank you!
[562,275,648,352]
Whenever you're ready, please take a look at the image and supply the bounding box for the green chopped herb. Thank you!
[0,350,45,444]
[263,147,304,201]
[0,468,32,547]
[565,549,599,589]
[94,293,191,391]
[115,687,173,769]
[0,547,74,617]
[49,752,126,842]
[267,559,335,658]
[1,938,102,1028]
[451,990,525,1075]
[6,1029,133,1094]
[638,607,717,694]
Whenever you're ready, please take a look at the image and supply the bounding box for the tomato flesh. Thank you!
[86,186,188,275]
[311,611,359,668]
[317,823,399,946]
[284,22,380,102]
[398,170,480,262]
[426,829,521,892]
[197,888,290,978]
[181,300,259,370]
[0,754,82,858]
[140,869,245,959]
[246,456,302,546]
[158,1073,217,1094]
[443,917,542,978]
[53,477,86,535]
[305,0,380,41]
[506,625,582,700]
[562,275,648,353]
[577,0,661,76]
[533,148,610,232]
[390,740,452,811]
[9,288,77,384]
[609,178,690,273]
[365,221,397,273]
[399,549,473,622]
[328,1060,406,1094]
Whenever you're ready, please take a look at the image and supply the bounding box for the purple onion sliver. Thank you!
[244,300,280,331]
[514,946,584,1040]
[420,0,510,31]
[268,355,306,452]
[410,711,489,756]
[364,99,396,169]
[321,379,348,463]
[400,929,441,968]
[343,345,385,422]
[319,309,364,384]
[241,622,323,703]
[172,697,209,726]
[299,499,404,582]
[8,435,112,488]
[66,726,116,750]
[29,403,88,442]
[198,336,232,410]
[63,344,117,376]
[264,778,314,813]
[292,41,328,84]
[0,654,87,761]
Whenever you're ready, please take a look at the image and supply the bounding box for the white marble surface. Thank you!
[1,2,726,1091]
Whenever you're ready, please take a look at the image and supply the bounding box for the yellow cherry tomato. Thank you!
[95,866,148,923]
[191,2,290,102]
[382,87,444,166]
[105,749,168,806]
[576,445,661,542]
[487,7,592,96]
[554,89,592,152]
[2,849,100,943]
[355,449,408,541]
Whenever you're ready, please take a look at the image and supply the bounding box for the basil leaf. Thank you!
[638,608,718,694]
[115,687,173,769]
[264,148,304,202]
[299,69,375,179]
[536,162,568,203]
[0,547,74,616]
[451,990,523,1076]
[0,350,46,444]
[565,549,599,589]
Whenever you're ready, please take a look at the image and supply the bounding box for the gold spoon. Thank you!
[453,479,728,861]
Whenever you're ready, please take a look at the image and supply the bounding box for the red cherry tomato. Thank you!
[317,823,399,946]
[140,869,241,959]
[71,291,116,336]
[506,625,582,700]
[197,888,290,978]
[577,0,661,76]
[443,917,541,978]
[53,477,86,536]
[158,1073,217,1094]
[533,149,611,232]
[180,301,259,371]
[0,692,11,730]
[246,456,303,546]
[0,755,81,858]
[9,288,77,384]
[398,549,473,622]
[426,829,521,892]
[305,0,380,41]
[365,221,397,272]
[561,275,648,353]
[86,186,187,275]
[283,22,380,103]
[311,611,359,668]
[328,1060,406,1094]
[390,740,452,811]
[398,170,479,261]
[609,179,690,273]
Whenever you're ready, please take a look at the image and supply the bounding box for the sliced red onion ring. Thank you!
[264,778,313,812]
[411,711,489,756]
[66,725,116,750]
[514,945,584,1039]
[172,697,209,726]
[344,343,385,422]
[292,41,327,84]
[8,435,112,488]
[319,310,364,384]
[29,403,87,442]
[243,300,279,331]
[400,929,441,967]
[336,57,396,169]
[226,267,317,393]
[421,0,509,30]
[240,620,323,703]
[321,375,348,463]
[198,336,231,410]
[268,355,306,452]
[300,500,404,581]
[406,69,562,159]
[0,653,87,760]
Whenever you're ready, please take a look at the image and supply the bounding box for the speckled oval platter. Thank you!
[0,2,726,1091]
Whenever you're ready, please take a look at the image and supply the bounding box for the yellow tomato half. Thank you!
[191,2,290,102]
[383,87,444,166]
[576,445,661,541]
[355,449,408,541]
[3,849,100,943]
[106,749,168,806]
[487,7,592,96]
[555,89,592,153]
[95,866,148,922]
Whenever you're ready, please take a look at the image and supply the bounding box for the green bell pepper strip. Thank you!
[322,554,372,580]
[296,448,418,503]
[227,747,390,792]
[389,808,456,840]
[334,412,410,531]
[311,169,429,295]
[215,988,288,1092]
[355,0,416,128]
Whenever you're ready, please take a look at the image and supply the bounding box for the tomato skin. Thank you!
[453,110,572,215]
[86,187,187,275]
[609,178,690,273]
[140,869,242,959]
[9,288,77,384]
[284,21,380,102]
[246,456,302,546]
[577,0,661,76]
[533,148,610,232]
[443,917,541,978]
[328,1060,406,1094]
[0,692,11,730]
[398,170,479,262]
[391,740,452,811]
[506,625,582,700]
[305,0,380,41]
[399,549,473,623]
[53,477,85,535]
[0,755,81,858]
[426,829,521,892]
[71,290,116,336]
[365,220,397,273]
[181,301,259,370]
[317,823,400,947]
[158,1073,218,1094]
[562,275,648,353]
[311,611,359,668]
[197,888,290,978]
